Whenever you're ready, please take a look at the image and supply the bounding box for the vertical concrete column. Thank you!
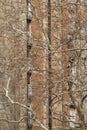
[61,0,69,129]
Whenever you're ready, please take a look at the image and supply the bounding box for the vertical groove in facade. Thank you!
[47,0,52,130]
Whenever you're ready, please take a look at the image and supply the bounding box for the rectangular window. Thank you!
[70,110,76,129]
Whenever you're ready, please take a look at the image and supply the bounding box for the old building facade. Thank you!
[0,0,87,130]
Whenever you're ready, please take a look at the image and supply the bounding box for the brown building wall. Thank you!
[30,1,46,130]
[0,0,27,130]
[0,0,87,130]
